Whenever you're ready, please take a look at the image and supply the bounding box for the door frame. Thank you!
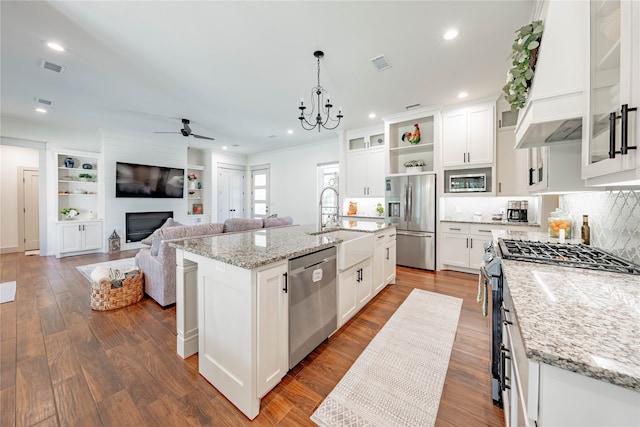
[250,164,270,219]
[0,137,46,255]
[18,167,40,252]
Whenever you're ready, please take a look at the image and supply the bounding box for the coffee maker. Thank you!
[507,200,528,222]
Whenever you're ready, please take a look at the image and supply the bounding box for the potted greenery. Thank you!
[60,207,80,220]
[403,159,425,173]
[79,173,93,182]
[502,20,544,110]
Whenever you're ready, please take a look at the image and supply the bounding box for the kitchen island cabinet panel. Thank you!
[338,258,372,328]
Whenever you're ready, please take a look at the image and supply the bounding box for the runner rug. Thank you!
[311,289,462,427]
[76,257,137,282]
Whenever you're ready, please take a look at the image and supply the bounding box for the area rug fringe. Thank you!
[311,289,462,427]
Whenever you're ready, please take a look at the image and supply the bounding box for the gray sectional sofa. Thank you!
[135,216,293,307]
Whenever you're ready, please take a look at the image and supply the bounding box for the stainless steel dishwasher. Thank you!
[288,246,337,370]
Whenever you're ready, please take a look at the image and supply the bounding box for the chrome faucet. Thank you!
[319,186,339,230]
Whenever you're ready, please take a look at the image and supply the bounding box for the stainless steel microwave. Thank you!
[448,173,487,192]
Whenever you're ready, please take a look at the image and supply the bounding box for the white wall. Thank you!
[0,145,40,252]
[248,139,339,225]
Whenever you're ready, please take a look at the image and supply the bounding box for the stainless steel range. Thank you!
[498,239,640,274]
[480,238,640,409]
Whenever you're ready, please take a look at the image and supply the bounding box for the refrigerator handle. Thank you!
[403,183,409,221]
[407,182,413,222]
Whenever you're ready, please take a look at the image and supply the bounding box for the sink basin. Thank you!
[322,230,373,270]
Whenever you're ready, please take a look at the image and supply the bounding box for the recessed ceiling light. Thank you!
[47,42,65,52]
[222,146,228,150]
[369,113,376,119]
[457,91,468,99]
[443,29,459,41]
[35,108,47,113]
[287,129,293,135]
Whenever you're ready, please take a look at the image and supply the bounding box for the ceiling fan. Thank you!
[155,118,215,140]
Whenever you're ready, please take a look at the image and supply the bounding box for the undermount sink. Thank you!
[322,230,373,270]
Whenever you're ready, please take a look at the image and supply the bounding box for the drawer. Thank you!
[441,222,470,234]
[385,229,396,242]
[469,224,503,235]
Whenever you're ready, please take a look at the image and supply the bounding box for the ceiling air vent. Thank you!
[370,55,391,72]
[39,59,66,74]
[35,97,53,106]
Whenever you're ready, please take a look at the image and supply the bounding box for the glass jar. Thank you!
[548,208,572,238]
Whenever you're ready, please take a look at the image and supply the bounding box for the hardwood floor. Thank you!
[0,250,505,426]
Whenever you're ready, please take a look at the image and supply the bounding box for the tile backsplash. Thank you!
[560,190,640,264]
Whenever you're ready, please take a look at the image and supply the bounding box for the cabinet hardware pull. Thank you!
[282,272,288,293]
[466,237,469,248]
[463,152,466,163]
[621,104,638,155]
[386,248,389,260]
[529,167,534,186]
[503,319,513,326]
[450,227,461,231]
[500,344,511,391]
[609,111,619,159]
[478,229,491,233]
[499,182,502,193]
[470,238,473,249]
[467,152,470,163]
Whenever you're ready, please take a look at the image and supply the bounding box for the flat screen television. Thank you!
[116,162,184,198]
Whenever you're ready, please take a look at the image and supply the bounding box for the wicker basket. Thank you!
[91,270,144,311]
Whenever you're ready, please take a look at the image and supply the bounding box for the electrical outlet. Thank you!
[499,207,505,214]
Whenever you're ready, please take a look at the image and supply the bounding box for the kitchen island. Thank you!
[492,230,640,426]
[170,223,395,419]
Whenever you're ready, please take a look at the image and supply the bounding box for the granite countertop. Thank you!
[170,223,394,270]
[493,230,640,392]
[442,219,541,227]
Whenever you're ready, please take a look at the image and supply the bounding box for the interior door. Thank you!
[23,169,39,251]
[218,167,245,222]
[251,165,270,219]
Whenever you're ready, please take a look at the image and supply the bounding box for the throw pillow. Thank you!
[140,217,182,245]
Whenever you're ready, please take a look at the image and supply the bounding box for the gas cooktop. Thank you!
[497,238,640,275]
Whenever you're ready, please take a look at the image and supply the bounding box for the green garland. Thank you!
[503,20,544,111]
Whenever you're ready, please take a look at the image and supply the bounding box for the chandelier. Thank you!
[298,50,343,132]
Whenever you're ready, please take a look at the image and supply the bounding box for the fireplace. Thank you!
[125,211,174,243]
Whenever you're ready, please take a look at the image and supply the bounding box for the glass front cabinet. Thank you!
[583,0,640,184]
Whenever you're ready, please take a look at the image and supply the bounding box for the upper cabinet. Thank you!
[582,0,640,185]
[442,103,495,168]
[386,107,439,175]
[345,128,385,197]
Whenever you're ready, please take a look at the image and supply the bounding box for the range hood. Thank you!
[514,0,587,149]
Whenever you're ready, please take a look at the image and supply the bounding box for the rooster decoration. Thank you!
[401,124,421,144]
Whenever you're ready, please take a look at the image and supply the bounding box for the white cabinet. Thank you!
[372,232,386,293]
[372,228,397,293]
[346,148,385,197]
[496,103,528,195]
[583,0,640,185]
[442,103,495,168]
[527,143,586,193]
[337,258,372,328]
[57,220,103,258]
[386,109,438,174]
[441,223,504,271]
[384,233,397,285]
[256,262,288,398]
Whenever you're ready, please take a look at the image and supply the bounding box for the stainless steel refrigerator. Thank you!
[385,173,436,270]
